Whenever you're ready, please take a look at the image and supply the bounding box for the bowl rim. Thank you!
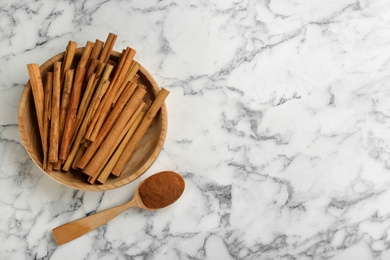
[18,48,168,191]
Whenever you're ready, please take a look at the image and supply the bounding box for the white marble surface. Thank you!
[2,0,390,259]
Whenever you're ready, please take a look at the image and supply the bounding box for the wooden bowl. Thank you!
[18,48,167,191]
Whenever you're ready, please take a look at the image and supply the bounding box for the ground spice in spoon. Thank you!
[138,171,185,209]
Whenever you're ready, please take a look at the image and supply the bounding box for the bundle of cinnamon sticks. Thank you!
[27,33,169,184]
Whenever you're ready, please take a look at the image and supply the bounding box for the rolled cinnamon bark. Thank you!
[88,47,136,141]
[112,88,169,176]
[27,64,45,144]
[112,61,140,106]
[99,33,117,63]
[48,61,62,163]
[77,83,145,172]
[59,41,93,161]
[61,41,77,84]
[59,69,74,140]
[90,39,104,61]
[73,73,97,144]
[84,64,114,140]
[97,100,150,182]
[62,74,110,171]
[88,101,146,184]
[53,69,74,169]
[42,72,53,170]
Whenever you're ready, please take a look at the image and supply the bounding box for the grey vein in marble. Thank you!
[2,0,390,259]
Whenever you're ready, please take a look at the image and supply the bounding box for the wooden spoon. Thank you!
[52,171,185,245]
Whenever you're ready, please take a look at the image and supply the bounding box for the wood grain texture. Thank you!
[18,48,168,191]
[52,171,183,245]
[52,188,146,245]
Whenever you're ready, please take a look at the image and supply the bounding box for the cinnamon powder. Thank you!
[139,171,185,209]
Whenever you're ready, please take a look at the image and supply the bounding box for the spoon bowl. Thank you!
[52,171,185,245]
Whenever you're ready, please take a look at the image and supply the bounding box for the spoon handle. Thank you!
[52,200,135,245]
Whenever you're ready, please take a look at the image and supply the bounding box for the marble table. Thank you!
[2,0,390,259]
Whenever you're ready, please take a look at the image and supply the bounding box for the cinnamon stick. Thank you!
[88,49,134,140]
[88,47,136,141]
[97,100,148,183]
[43,72,53,170]
[112,61,140,106]
[77,83,145,171]
[62,100,94,171]
[84,64,114,140]
[112,88,169,176]
[99,33,117,63]
[73,73,97,143]
[95,61,106,76]
[83,92,146,179]
[72,145,86,170]
[49,61,62,163]
[79,42,94,68]
[84,82,110,141]
[62,67,115,172]
[90,39,104,61]
[59,41,93,161]
[54,70,73,168]
[111,100,149,177]
[82,39,101,88]
[45,73,53,121]
[59,69,74,138]
[84,58,99,88]
[53,69,74,169]
[62,72,107,171]
[84,79,110,135]
[114,48,136,91]
[110,49,127,88]
[61,41,77,84]
[27,64,45,143]
[87,102,145,184]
